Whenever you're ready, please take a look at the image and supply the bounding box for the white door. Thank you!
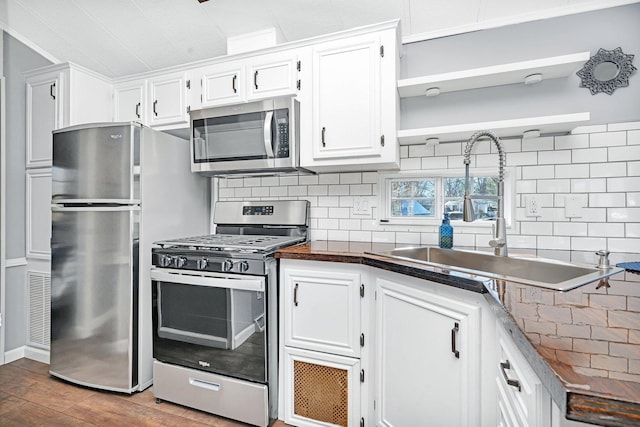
[148,72,188,127]
[26,72,60,167]
[376,275,480,427]
[114,82,145,123]
[283,267,361,358]
[312,34,381,160]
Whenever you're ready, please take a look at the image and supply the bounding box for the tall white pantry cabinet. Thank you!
[24,63,112,350]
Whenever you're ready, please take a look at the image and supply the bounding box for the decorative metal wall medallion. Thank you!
[577,47,636,95]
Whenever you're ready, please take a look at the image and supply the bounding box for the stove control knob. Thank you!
[222,259,234,272]
[175,256,187,268]
[196,258,209,270]
[238,261,250,273]
[159,255,173,268]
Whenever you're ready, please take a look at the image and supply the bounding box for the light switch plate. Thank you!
[353,196,372,216]
[565,195,583,218]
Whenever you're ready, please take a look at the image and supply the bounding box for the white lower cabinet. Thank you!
[280,260,369,427]
[374,271,483,427]
[496,323,551,427]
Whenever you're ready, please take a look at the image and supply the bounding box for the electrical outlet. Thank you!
[525,195,542,217]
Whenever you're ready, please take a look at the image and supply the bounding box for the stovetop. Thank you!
[154,234,306,253]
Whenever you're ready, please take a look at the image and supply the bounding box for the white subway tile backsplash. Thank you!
[539,236,571,250]
[629,161,640,176]
[538,179,570,193]
[507,235,537,249]
[270,186,288,197]
[328,230,349,241]
[307,185,328,196]
[319,173,340,185]
[279,175,299,186]
[349,184,373,196]
[318,218,339,229]
[608,208,640,222]
[328,185,350,196]
[607,238,640,253]
[225,178,244,188]
[401,158,422,170]
[310,229,328,241]
[409,144,435,157]
[590,131,626,147]
[538,150,571,165]
[506,151,538,166]
[590,162,627,178]
[608,121,640,131]
[328,207,350,219]
[522,165,555,180]
[235,187,252,197]
[396,232,421,244]
[372,231,396,243]
[572,124,607,134]
[609,145,640,162]
[576,208,608,223]
[588,223,625,238]
[608,177,640,192]
[447,156,466,169]
[349,230,372,242]
[555,164,590,179]
[555,134,589,150]
[318,196,340,207]
[261,176,280,187]
[626,223,640,238]
[422,157,446,170]
[252,187,270,197]
[521,222,553,236]
[570,237,607,251]
[629,130,640,145]
[242,177,260,187]
[502,139,522,153]
[435,143,462,156]
[589,193,626,207]
[299,175,319,185]
[553,222,588,237]
[421,233,439,245]
[522,136,554,152]
[340,173,362,184]
[311,207,328,219]
[628,193,640,207]
[455,233,476,247]
[516,180,537,193]
[362,172,378,184]
[572,147,608,163]
[288,186,307,196]
[339,219,361,230]
[218,188,235,198]
[571,179,607,193]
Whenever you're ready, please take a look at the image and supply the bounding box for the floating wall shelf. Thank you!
[397,112,591,145]
[397,52,591,98]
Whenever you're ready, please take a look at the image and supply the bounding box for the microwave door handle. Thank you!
[263,111,275,158]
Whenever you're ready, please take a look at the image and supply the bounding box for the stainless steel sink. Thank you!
[370,246,623,291]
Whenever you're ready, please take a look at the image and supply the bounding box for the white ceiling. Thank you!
[0,0,635,78]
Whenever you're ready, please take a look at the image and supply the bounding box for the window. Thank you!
[379,168,513,226]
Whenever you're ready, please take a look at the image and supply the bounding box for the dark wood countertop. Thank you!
[277,241,640,427]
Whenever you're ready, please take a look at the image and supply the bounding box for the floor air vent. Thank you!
[27,271,51,348]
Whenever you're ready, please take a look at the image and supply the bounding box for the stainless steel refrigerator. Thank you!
[49,122,209,393]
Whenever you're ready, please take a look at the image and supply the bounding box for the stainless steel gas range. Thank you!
[150,200,309,427]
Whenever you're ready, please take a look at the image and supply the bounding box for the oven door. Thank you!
[151,268,267,383]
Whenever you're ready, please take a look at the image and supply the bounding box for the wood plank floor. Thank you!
[0,358,289,427]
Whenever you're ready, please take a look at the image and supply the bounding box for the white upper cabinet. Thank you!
[301,21,399,172]
[25,63,113,168]
[147,71,190,127]
[113,80,145,123]
[197,50,301,109]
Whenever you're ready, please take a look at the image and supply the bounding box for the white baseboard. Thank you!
[5,257,27,268]
[4,346,25,363]
[25,346,50,364]
[3,345,49,365]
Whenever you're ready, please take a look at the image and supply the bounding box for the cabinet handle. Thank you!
[232,74,237,93]
[500,360,521,392]
[293,283,299,306]
[451,322,460,358]
[135,102,141,119]
[50,82,56,100]
[254,70,259,90]
[153,100,158,117]
[321,127,326,147]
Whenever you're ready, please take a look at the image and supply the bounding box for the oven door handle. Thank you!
[151,269,264,292]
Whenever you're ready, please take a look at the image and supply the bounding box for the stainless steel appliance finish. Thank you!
[151,200,309,427]
[50,122,210,393]
[190,97,311,176]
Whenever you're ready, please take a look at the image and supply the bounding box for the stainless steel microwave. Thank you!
[190,97,310,176]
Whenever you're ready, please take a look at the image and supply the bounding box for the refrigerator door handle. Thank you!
[52,205,141,212]
[52,198,141,206]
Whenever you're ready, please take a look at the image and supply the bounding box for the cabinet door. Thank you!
[148,72,189,127]
[496,325,551,427]
[283,266,361,358]
[375,275,481,427]
[283,347,360,427]
[246,52,299,100]
[26,169,52,259]
[114,81,145,123]
[200,62,244,108]
[311,34,381,161]
[26,72,61,167]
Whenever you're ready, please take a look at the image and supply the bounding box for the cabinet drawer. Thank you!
[496,326,551,427]
[153,361,268,427]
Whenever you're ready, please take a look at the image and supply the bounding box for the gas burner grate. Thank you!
[155,234,304,253]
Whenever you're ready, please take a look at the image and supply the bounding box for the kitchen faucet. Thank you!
[463,130,508,256]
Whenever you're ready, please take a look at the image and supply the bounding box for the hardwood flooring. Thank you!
[0,358,289,427]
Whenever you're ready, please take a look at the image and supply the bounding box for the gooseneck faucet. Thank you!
[463,130,508,256]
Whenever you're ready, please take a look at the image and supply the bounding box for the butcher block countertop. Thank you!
[277,241,640,427]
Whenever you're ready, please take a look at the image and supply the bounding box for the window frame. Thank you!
[377,167,515,228]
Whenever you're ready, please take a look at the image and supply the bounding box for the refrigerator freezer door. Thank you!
[52,123,139,202]
[49,205,139,392]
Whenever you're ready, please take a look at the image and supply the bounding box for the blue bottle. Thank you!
[439,212,454,249]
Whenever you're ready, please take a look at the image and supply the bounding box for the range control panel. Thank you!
[242,205,274,216]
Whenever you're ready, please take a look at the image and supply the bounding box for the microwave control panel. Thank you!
[275,115,289,158]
